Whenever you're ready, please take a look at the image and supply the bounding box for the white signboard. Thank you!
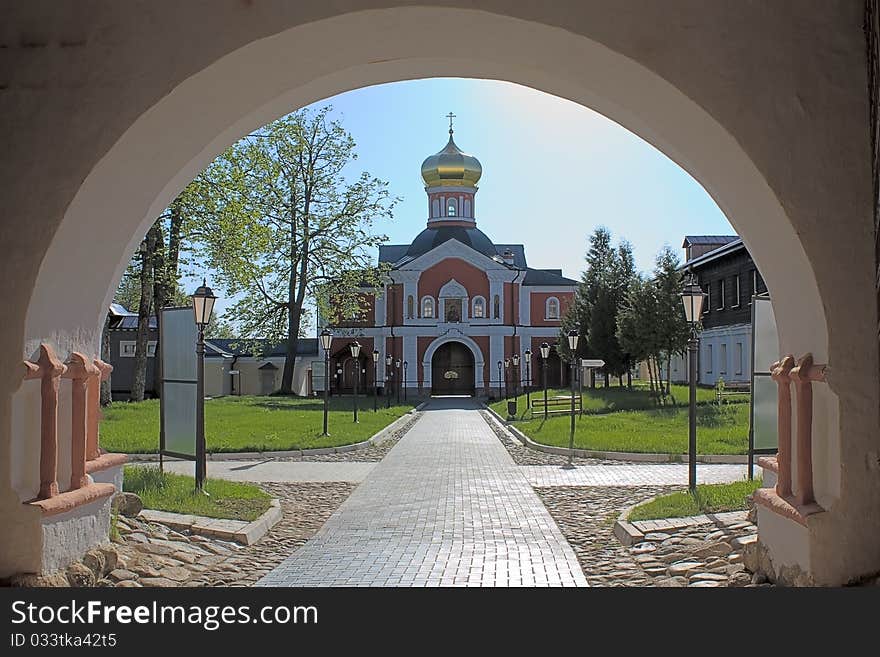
[580,359,606,368]
[311,360,326,393]
[159,307,197,459]
[751,295,778,453]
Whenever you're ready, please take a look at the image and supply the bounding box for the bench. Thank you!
[531,394,582,418]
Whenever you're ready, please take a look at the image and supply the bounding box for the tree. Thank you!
[193,106,396,394]
[561,227,635,387]
[129,223,160,402]
[652,245,690,399]
[617,275,660,396]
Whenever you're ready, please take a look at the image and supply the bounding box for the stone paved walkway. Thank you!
[522,463,750,487]
[160,460,376,483]
[258,397,587,587]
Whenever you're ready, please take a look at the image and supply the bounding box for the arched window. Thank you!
[447,198,457,217]
[407,295,414,319]
[493,294,501,319]
[472,296,485,318]
[422,296,435,319]
[545,297,560,320]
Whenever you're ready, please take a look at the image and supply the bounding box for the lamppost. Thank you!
[540,342,550,420]
[497,361,503,400]
[385,354,392,409]
[191,280,217,492]
[564,329,580,469]
[524,349,532,408]
[349,341,361,423]
[681,272,707,493]
[372,349,379,412]
[504,357,510,400]
[403,361,408,402]
[320,329,333,436]
[395,359,401,405]
[512,353,520,400]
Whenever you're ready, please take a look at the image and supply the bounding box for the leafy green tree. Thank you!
[192,107,397,394]
[652,245,690,398]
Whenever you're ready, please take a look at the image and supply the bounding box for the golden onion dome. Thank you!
[420,130,482,189]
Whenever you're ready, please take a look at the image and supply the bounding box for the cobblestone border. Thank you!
[482,403,748,464]
[140,498,283,545]
[127,402,426,463]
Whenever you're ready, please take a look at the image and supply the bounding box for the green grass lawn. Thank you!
[492,384,750,455]
[123,465,272,521]
[491,383,747,419]
[101,395,415,454]
[627,479,762,521]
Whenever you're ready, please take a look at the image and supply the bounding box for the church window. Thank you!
[545,297,560,320]
[422,296,435,318]
[493,294,500,319]
[447,198,457,217]
[472,296,485,318]
[407,295,414,319]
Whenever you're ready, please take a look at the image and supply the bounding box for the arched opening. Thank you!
[431,341,475,396]
[4,4,876,586]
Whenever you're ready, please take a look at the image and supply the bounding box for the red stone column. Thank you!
[88,359,113,460]
[63,353,99,490]
[790,353,826,507]
[22,344,66,500]
[770,355,795,499]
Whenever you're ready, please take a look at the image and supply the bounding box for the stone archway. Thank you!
[2,3,877,585]
[431,342,475,396]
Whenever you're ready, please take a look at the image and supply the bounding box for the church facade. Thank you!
[325,123,577,397]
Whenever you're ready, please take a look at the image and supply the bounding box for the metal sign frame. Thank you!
[158,306,198,469]
[748,293,778,479]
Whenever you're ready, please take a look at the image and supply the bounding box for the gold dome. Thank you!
[420,130,482,189]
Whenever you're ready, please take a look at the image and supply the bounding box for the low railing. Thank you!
[21,343,125,516]
[754,352,826,525]
[530,394,582,417]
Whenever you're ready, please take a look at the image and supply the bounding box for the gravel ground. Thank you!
[535,485,677,586]
[271,412,421,462]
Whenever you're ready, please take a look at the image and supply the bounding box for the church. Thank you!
[325,119,577,397]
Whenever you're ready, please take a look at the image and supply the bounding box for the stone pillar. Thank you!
[22,345,66,500]
[62,353,99,491]
[770,355,794,499]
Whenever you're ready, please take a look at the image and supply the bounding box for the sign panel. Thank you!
[311,360,326,392]
[750,295,779,460]
[159,307,198,459]
[580,359,605,368]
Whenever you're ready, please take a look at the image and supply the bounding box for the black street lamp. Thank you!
[681,271,707,493]
[497,361,503,401]
[512,352,520,400]
[403,361,408,402]
[191,279,217,492]
[385,354,392,408]
[349,341,361,423]
[564,329,580,469]
[395,359,401,405]
[372,349,379,412]
[524,349,532,408]
[320,329,333,436]
[504,357,510,400]
[540,342,550,420]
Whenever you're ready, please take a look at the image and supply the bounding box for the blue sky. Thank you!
[193,78,734,317]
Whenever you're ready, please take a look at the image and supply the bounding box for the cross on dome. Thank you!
[446,111,456,135]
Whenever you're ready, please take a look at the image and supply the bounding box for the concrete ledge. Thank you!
[126,406,422,463]
[139,498,283,546]
[483,404,748,464]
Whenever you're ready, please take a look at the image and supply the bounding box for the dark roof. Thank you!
[682,235,739,247]
[378,244,410,264]
[258,362,279,370]
[493,244,527,268]
[682,238,746,269]
[404,226,500,261]
[109,303,134,316]
[205,338,318,358]
[522,268,577,286]
[110,315,158,330]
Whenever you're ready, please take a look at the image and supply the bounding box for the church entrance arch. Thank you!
[431,341,475,396]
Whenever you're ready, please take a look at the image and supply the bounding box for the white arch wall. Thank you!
[1,3,875,583]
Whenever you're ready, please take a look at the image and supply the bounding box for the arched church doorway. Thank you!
[431,342,475,396]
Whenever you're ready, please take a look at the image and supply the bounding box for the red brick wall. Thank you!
[385,285,403,326]
[335,292,375,328]
[529,291,574,326]
[418,258,489,301]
